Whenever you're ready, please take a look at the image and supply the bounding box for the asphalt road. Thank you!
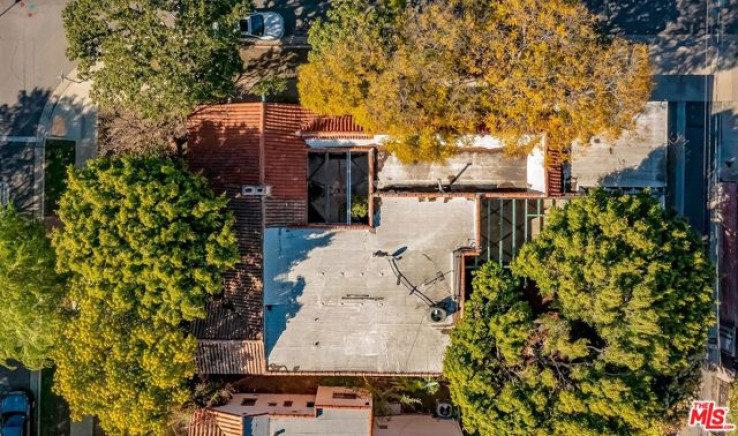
[0,363,30,395]
[584,0,738,36]
[0,0,74,137]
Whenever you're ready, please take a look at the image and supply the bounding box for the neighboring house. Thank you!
[188,385,463,436]
[571,101,669,193]
[186,103,564,376]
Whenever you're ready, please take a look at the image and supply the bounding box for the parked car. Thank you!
[238,12,284,40]
[1,391,31,436]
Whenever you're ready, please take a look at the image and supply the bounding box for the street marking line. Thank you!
[0,136,38,143]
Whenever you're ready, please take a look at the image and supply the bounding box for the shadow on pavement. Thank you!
[584,0,738,73]
[0,87,94,215]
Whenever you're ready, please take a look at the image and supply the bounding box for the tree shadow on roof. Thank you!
[264,230,335,371]
[586,146,668,190]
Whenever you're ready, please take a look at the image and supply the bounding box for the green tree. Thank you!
[444,191,713,435]
[51,157,238,435]
[53,298,196,435]
[0,206,67,370]
[63,0,248,143]
[299,0,652,162]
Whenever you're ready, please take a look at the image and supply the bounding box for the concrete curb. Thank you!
[34,68,85,218]
[30,370,40,436]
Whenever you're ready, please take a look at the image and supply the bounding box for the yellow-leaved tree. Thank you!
[298,0,653,162]
[51,157,239,435]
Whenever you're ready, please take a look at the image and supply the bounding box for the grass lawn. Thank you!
[39,367,70,436]
[44,139,75,217]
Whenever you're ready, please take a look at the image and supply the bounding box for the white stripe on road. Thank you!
[0,136,39,143]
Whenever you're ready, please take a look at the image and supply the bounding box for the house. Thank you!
[187,385,463,436]
[186,103,565,376]
[187,100,696,376]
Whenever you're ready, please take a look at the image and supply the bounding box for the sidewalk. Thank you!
[34,68,98,217]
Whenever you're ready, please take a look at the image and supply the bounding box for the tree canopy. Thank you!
[63,0,248,126]
[444,191,713,435]
[0,206,67,370]
[298,0,652,162]
[51,157,238,435]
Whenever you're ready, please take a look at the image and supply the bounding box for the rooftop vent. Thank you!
[437,403,453,419]
[241,398,257,406]
[242,185,271,196]
[429,307,447,323]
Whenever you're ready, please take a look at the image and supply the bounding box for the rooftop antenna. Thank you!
[373,250,447,323]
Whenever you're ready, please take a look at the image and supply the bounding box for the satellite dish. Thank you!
[429,307,446,323]
[391,246,407,258]
[437,403,453,419]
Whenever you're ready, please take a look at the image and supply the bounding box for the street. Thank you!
[0,363,30,396]
[0,0,74,138]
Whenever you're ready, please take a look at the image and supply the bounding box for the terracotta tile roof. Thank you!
[196,340,266,375]
[188,103,311,227]
[299,114,368,139]
[189,410,225,436]
[187,104,321,374]
[189,410,243,436]
[189,192,264,352]
[191,299,251,340]
[547,149,565,196]
[188,104,262,190]
[262,104,310,225]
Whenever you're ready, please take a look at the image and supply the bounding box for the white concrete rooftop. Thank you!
[263,197,478,373]
[572,101,668,189]
[376,149,529,191]
[248,409,371,436]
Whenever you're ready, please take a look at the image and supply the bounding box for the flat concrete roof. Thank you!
[219,393,317,416]
[376,149,527,191]
[374,415,463,436]
[572,101,668,189]
[264,197,477,373]
[250,409,371,436]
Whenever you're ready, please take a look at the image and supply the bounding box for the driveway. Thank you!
[238,0,329,101]
[251,0,331,45]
